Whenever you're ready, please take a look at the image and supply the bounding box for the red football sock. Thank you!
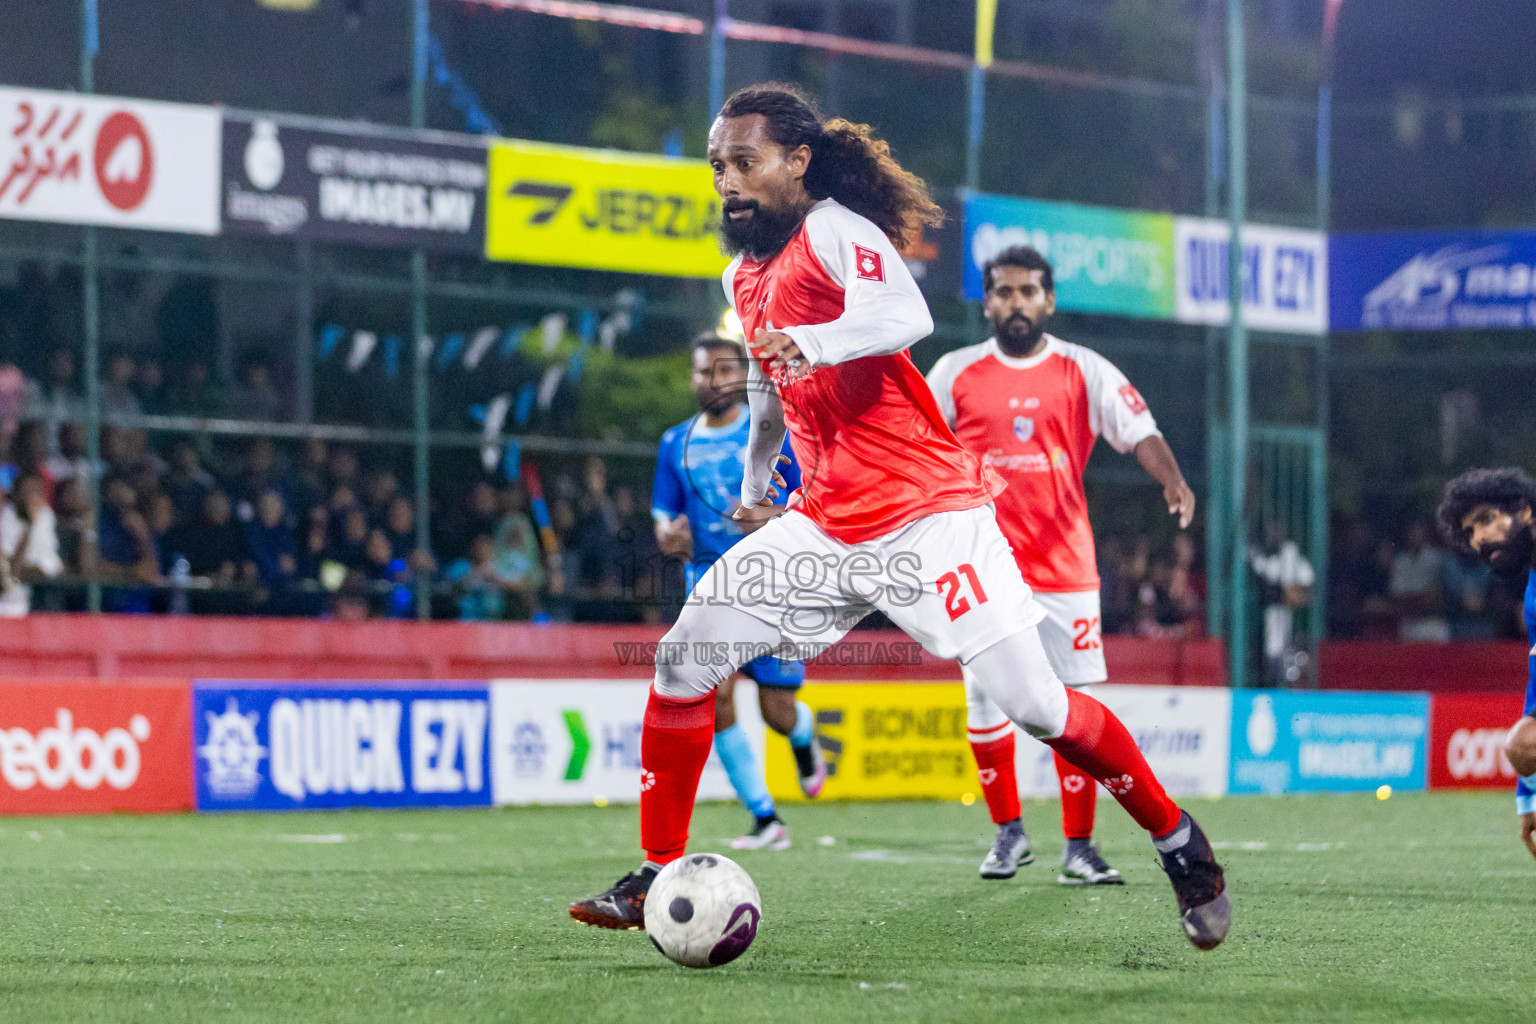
[1055,749,1097,839]
[639,689,715,865]
[1044,688,1180,837]
[969,732,1021,825]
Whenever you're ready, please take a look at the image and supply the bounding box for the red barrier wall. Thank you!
[1319,641,1529,695]
[0,614,1226,685]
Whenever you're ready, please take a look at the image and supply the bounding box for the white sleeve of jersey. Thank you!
[923,352,960,428]
[780,204,934,367]
[721,256,744,313]
[1068,342,1162,454]
[741,356,789,509]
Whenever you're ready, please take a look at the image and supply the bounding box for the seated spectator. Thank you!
[136,357,166,415]
[1389,520,1448,642]
[325,505,370,570]
[147,492,177,577]
[444,534,514,620]
[364,469,400,522]
[0,474,64,616]
[298,503,330,581]
[98,475,160,611]
[381,495,436,577]
[164,489,251,589]
[28,347,84,456]
[1442,549,1495,640]
[164,358,215,416]
[164,440,215,525]
[225,353,284,422]
[52,477,94,579]
[46,422,95,487]
[436,480,500,565]
[287,438,329,519]
[243,490,298,595]
[232,438,280,519]
[362,527,415,618]
[102,350,142,422]
[326,572,373,622]
[1161,533,1204,633]
[13,422,55,504]
[328,444,361,494]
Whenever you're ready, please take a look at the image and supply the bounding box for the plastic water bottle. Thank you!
[170,554,191,615]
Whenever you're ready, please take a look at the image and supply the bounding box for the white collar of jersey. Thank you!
[690,404,748,438]
[985,334,1059,369]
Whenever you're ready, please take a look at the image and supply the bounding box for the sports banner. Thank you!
[1015,685,1233,798]
[961,192,1177,318]
[1428,692,1526,790]
[488,680,748,805]
[1329,227,1536,330]
[0,680,193,814]
[0,87,220,234]
[222,116,487,251]
[193,683,492,811]
[1173,218,1328,334]
[484,139,727,277]
[1229,690,1428,795]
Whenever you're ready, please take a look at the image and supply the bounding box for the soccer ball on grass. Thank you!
[643,852,762,968]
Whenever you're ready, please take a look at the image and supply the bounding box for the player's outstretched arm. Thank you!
[1134,435,1196,529]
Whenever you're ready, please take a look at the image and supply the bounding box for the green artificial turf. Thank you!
[0,793,1529,1023]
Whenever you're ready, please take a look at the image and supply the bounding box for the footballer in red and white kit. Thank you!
[927,245,1198,886]
[569,84,1228,952]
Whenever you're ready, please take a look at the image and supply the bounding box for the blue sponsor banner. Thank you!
[194,682,491,811]
[1330,227,1536,331]
[1229,690,1428,795]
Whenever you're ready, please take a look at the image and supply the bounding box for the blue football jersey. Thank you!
[651,405,800,579]
[1518,571,1536,814]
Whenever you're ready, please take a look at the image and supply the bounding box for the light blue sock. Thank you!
[715,724,775,819]
[789,701,814,750]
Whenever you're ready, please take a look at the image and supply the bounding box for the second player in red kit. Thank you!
[927,246,1198,885]
[570,85,1227,951]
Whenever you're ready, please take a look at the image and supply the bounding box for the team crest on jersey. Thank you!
[853,244,885,282]
[1012,416,1034,442]
[1118,382,1148,414]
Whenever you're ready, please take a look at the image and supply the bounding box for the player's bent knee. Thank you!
[1506,717,1536,777]
[963,629,1070,740]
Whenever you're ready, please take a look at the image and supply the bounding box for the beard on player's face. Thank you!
[698,386,742,417]
[993,309,1046,355]
[1480,521,1536,575]
[719,194,805,261]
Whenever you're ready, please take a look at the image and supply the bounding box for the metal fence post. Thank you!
[411,0,432,621]
[81,0,102,614]
[1225,0,1249,687]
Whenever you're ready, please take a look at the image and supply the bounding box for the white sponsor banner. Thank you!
[1015,685,1232,798]
[1174,217,1327,334]
[0,87,220,235]
[489,680,761,805]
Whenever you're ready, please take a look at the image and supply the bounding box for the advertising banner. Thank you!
[1229,690,1428,795]
[0,86,219,234]
[0,680,193,814]
[1173,218,1328,334]
[488,680,747,805]
[1428,692,1526,790]
[1329,227,1536,331]
[193,683,492,811]
[1015,685,1232,798]
[485,139,727,277]
[765,683,974,802]
[961,192,1176,317]
[222,117,487,251]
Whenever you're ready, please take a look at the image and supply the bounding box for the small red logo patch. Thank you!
[853,244,885,282]
[1118,383,1148,415]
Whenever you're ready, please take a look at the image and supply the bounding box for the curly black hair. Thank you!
[1436,467,1536,556]
[718,83,943,252]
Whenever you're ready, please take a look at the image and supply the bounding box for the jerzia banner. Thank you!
[222,115,487,252]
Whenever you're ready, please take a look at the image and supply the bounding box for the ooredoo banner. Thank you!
[222,116,487,251]
[193,683,492,811]
[1428,693,1526,790]
[1230,690,1428,794]
[0,680,193,813]
[488,680,747,805]
[0,87,220,234]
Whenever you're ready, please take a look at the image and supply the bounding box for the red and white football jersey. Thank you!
[925,335,1160,592]
[726,199,1003,543]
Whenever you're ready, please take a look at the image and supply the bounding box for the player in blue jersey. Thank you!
[1438,467,1536,859]
[652,329,828,851]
